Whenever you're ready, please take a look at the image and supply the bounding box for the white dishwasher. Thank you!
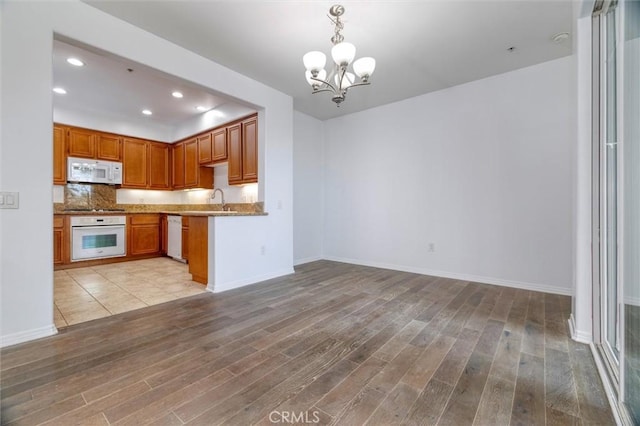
[167,215,184,262]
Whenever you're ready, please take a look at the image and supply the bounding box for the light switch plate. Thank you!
[0,192,19,209]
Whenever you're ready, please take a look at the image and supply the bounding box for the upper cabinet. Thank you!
[198,128,228,165]
[212,128,228,163]
[53,114,256,188]
[122,138,148,188]
[241,116,258,183]
[172,142,185,190]
[172,138,213,190]
[148,142,171,189]
[228,115,258,185]
[67,126,122,161]
[122,138,171,190]
[53,125,67,185]
[97,134,122,161]
[197,133,212,164]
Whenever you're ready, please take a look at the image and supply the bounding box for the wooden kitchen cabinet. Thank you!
[53,125,67,185]
[122,138,148,188]
[187,216,208,284]
[160,214,168,255]
[228,115,258,185]
[198,128,227,165]
[173,138,213,189]
[184,138,199,187]
[241,116,258,183]
[227,123,242,184]
[181,216,189,261]
[198,133,212,164]
[67,127,97,158]
[212,128,227,162]
[172,142,185,189]
[97,134,122,161]
[66,126,123,161]
[53,215,68,265]
[128,214,161,256]
[148,142,171,189]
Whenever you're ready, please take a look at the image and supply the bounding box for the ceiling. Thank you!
[69,1,574,122]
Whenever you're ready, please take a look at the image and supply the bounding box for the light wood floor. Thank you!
[54,258,207,327]
[1,261,614,425]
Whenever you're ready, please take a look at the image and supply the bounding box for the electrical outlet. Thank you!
[428,243,435,252]
[260,245,266,255]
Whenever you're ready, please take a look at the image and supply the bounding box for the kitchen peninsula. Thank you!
[54,203,268,291]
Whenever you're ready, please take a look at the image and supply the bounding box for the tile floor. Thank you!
[54,257,207,328]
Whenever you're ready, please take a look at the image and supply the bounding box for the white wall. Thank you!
[0,0,293,347]
[322,56,576,295]
[293,111,324,264]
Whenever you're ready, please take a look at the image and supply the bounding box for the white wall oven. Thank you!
[71,216,126,261]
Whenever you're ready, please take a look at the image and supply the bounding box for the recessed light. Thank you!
[66,57,84,67]
[53,87,67,95]
[142,109,153,115]
[196,106,209,112]
[172,91,184,98]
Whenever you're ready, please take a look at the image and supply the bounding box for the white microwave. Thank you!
[67,157,123,185]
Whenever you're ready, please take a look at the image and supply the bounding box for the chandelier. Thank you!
[303,4,376,106]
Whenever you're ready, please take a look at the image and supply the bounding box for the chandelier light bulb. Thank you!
[353,57,376,80]
[303,51,327,73]
[306,69,327,86]
[331,42,356,66]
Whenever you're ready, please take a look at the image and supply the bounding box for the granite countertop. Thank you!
[160,211,268,217]
[53,202,267,216]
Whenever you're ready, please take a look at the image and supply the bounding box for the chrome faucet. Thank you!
[211,188,227,211]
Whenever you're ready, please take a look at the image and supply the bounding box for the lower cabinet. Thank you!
[160,214,168,255]
[181,216,189,261]
[53,215,68,265]
[187,216,208,284]
[128,214,161,256]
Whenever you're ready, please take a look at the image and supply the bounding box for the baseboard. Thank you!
[323,256,573,296]
[569,314,592,344]
[293,256,323,266]
[1,324,58,348]
[207,267,295,293]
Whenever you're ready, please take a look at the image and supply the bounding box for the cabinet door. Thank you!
[68,128,96,158]
[172,143,185,189]
[148,142,171,189]
[187,216,208,284]
[242,117,258,183]
[160,215,168,255]
[212,128,227,162]
[184,138,198,187]
[198,133,212,164]
[182,216,189,261]
[97,134,121,161]
[53,216,64,265]
[53,125,67,185]
[122,138,148,188]
[128,215,161,256]
[227,123,242,184]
